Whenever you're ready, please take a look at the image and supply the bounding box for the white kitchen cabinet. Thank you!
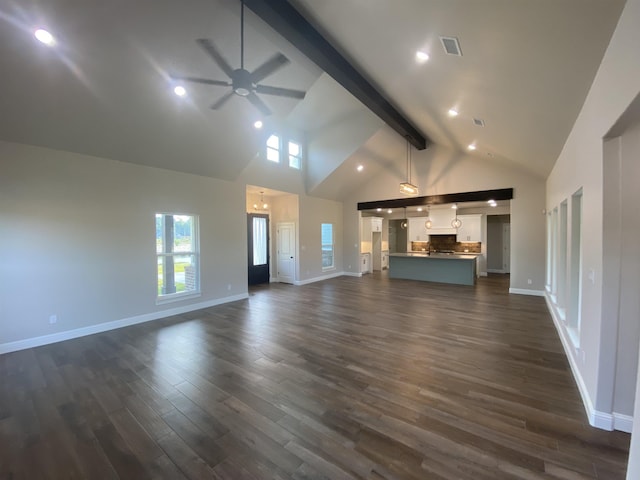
[361,216,383,252]
[456,214,483,242]
[408,217,429,241]
[360,253,371,274]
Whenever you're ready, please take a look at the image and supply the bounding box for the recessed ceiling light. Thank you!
[417,207,423,212]
[387,209,393,214]
[34,29,55,46]
[253,120,263,129]
[451,204,458,209]
[415,51,429,62]
[468,144,477,151]
[448,108,459,117]
[356,164,364,172]
[173,85,187,97]
[376,208,382,212]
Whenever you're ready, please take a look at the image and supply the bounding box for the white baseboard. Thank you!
[544,292,633,432]
[487,268,506,274]
[342,272,363,278]
[509,288,545,296]
[479,272,488,277]
[0,293,249,355]
[295,271,344,286]
[613,413,634,433]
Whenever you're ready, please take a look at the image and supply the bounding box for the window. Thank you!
[321,223,334,270]
[156,213,199,302]
[253,216,267,266]
[266,134,280,163]
[288,141,301,169]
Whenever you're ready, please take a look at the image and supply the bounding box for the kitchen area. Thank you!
[360,194,511,286]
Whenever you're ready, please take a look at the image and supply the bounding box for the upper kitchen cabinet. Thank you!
[456,214,483,242]
[408,217,429,241]
[361,216,383,253]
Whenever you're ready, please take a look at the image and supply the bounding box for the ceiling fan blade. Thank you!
[210,91,235,110]
[170,75,230,87]
[196,38,235,78]
[250,53,290,83]
[255,84,306,99]
[246,92,272,116]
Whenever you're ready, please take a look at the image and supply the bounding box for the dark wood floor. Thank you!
[0,273,630,479]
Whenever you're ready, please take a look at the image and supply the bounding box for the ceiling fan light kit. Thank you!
[170,0,306,116]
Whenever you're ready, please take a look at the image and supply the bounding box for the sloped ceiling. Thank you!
[0,0,625,192]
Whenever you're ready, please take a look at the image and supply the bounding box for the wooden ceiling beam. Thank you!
[243,0,430,150]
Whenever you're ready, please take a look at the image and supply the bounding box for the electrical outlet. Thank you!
[227,284,231,291]
[49,314,57,324]
[527,279,532,285]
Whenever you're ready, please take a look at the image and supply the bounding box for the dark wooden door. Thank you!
[248,213,270,285]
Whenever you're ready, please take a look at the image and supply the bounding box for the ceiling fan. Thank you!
[170,0,306,116]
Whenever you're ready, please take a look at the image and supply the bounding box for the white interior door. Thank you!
[277,222,295,284]
[503,223,511,274]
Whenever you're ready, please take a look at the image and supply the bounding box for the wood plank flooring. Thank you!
[0,273,630,479]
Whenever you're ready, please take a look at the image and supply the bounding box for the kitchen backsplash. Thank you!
[411,236,481,253]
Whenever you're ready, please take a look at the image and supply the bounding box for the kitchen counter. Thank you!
[389,252,477,285]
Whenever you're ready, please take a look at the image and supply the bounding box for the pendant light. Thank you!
[425,206,433,229]
[399,138,419,196]
[400,207,408,229]
[253,191,268,211]
[451,203,462,229]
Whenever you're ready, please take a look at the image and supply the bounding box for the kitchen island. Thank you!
[389,252,478,286]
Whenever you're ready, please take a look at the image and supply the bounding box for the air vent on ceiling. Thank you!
[473,118,485,127]
[440,36,462,56]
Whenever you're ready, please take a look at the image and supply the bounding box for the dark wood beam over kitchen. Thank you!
[357,188,514,210]
[243,0,429,150]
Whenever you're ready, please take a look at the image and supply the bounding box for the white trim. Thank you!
[613,413,634,433]
[342,272,363,278]
[509,288,545,296]
[295,271,344,286]
[479,272,488,277]
[543,291,636,432]
[0,294,248,355]
[487,268,506,274]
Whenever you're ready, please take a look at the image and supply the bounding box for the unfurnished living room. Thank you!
[1,0,640,479]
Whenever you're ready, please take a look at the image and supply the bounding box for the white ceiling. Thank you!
[0,0,625,193]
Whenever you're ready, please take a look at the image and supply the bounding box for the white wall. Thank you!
[342,144,546,292]
[545,0,640,437]
[0,141,247,350]
[298,195,344,282]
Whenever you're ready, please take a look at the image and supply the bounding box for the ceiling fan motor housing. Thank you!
[233,69,253,96]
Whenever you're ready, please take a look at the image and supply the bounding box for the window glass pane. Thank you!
[267,135,279,149]
[173,215,193,252]
[289,155,300,169]
[174,254,196,293]
[321,223,334,269]
[288,142,300,156]
[321,223,333,244]
[157,255,165,295]
[253,217,267,266]
[267,148,279,162]
[155,214,164,254]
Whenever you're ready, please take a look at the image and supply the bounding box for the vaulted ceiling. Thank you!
[0,0,625,196]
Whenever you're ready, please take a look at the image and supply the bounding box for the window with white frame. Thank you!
[288,141,302,169]
[266,134,280,163]
[321,223,334,270]
[156,213,199,302]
